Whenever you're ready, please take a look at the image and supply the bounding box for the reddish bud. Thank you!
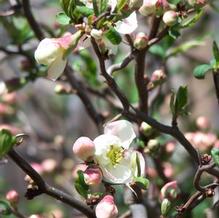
[84,167,103,186]
[6,190,19,204]
[95,195,118,218]
[163,10,178,26]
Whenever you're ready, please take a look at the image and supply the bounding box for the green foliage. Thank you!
[181,10,203,28]
[0,130,16,158]
[104,27,122,45]
[193,64,212,79]
[74,170,89,198]
[133,177,150,190]
[161,198,171,216]
[211,148,219,166]
[170,86,188,119]
[0,200,11,215]
[56,12,71,25]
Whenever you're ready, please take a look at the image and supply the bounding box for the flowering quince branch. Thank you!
[7,149,96,218]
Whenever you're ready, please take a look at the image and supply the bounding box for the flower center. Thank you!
[106,145,124,167]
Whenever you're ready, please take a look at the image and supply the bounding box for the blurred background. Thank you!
[0,0,219,217]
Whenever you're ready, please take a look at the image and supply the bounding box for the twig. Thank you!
[8,149,96,218]
[212,70,219,105]
[21,0,44,40]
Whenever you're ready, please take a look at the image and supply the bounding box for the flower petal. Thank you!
[104,120,136,149]
[34,38,61,66]
[115,12,138,35]
[94,134,121,165]
[131,151,145,177]
[47,54,67,81]
[101,160,133,184]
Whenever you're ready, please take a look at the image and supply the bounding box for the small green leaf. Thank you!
[74,6,94,17]
[168,26,180,40]
[74,170,89,198]
[211,148,219,166]
[193,64,212,79]
[167,0,181,5]
[213,41,219,69]
[181,9,203,28]
[56,12,71,25]
[104,27,122,45]
[0,200,11,215]
[134,177,150,190]
[161,198,171,216]
[0,130,16,158]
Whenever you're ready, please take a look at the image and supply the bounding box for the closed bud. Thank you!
[145,139,160,154]
[95,195,118,218]
[139,0,157,16]
[54,83,72,94]
[134,32,148,50]
[160,180,179,200]
[140,122,154,137]
[163,10,178,26]
[84,167,103,186]
[72,137,95,161]
[151,69,166,83]
[6,190,19,204]
[0,81,8,96]
[72,163,88,179]
[161,198,171,216]
[196,116,210,131]
[90,29,103,40]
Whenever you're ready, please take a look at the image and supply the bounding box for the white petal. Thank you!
[104,120,136,149]
[93,134,121,159]
[47,54,67,81]
[34,38,61,65]
[108,0,117,11]
[131,151,145,177]
[101,160,133,184]
[115,12,138,35]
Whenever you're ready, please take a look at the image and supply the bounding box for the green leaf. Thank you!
[74,170,89,198]
[0,200,11,215]
[167,0,181,5]
[56,12,71,25]
[193,64,212,79]
[134,177,150,190]
[175,86,188,112]
[168,26,180,40]
[0,130,16,158]
[104,27,122,45]
[211,148,219,166]
[181,9,203,28]
[213,41,219,69]
[161,198,171,216]
[74,6,94,17]
[166,40,204,58]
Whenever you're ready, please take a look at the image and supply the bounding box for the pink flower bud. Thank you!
[41,159,57,173]
[84,167,103,186]
[134,32,148,50]
[95,195,118,218]
[163,163,173,178]
[165,142,176,154]
[160,181,179,200]
[6,190,19,204]
[196,116,210,130]
[2,92,16,104]
[72,137,95,161]
[163,11,178,26]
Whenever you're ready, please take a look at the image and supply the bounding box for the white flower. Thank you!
[35,32,81,80]
[115,12,138,35]
[94,120,145,184]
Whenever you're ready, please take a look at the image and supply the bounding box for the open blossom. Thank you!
[94,120,145,184]
[95,195,118,218]
[35,32,81,80]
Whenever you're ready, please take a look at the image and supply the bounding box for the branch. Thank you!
[21,0,44,40]
[91,37,131,112]
[8,149,96,218]
[212,70,219,105]
[64,66,104,130]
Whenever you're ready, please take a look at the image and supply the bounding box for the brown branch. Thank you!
[21,0,44,40]
[213,70,219,105]
[64,66,104,130]
[8,149,96,218]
